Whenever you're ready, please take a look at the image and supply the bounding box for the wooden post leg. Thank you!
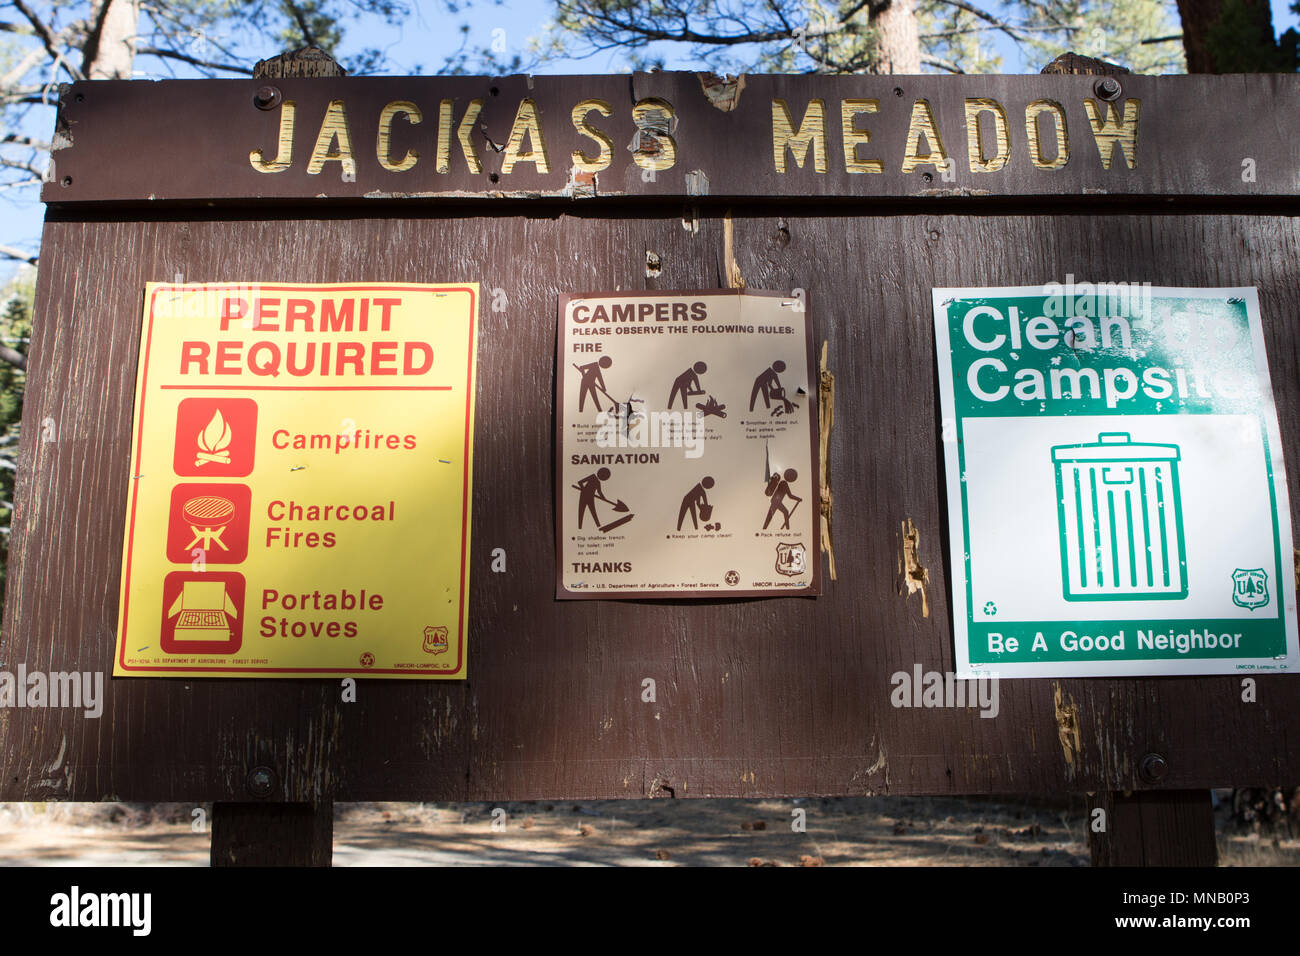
[211,801,333,866]
[1090,790,1217,866]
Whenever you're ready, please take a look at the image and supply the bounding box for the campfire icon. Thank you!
[195,408,233,466]
[173,398,257,478]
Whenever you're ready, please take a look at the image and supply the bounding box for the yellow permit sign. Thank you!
[114,282,478,679]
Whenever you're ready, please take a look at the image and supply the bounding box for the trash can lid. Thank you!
[1051,432,1180,463]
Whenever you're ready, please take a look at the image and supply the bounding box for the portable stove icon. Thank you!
[160,571,245,655]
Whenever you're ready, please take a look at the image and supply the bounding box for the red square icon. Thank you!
[166,483,251,565]
[173,398,257,477]
[160,570,245,656]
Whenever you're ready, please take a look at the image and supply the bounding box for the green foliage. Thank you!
[1205,0,1295,71]
[918,0,1004,74]
[1004,0,1185,73]
[0,273,33,601]
[533,0,1189,75]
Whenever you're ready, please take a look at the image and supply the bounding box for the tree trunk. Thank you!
[873,0,922,74]
[82,0,139,80]
[1176,0,1281,72]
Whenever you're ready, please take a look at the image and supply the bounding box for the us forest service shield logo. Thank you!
[423,625,450,654]
[776,542,807,577]
[1232,569,1269,611]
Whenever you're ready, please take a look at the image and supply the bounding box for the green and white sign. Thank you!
[934,284,1298,678]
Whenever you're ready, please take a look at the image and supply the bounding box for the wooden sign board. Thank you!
[3,73,1299,819]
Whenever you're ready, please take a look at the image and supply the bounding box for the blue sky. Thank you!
[4,0,1300,283]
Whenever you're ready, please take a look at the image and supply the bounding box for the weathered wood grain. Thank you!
[41,73,1300,206]
[211,801,333,866]
[1090,790,1217,866]
[1,205,1297,803]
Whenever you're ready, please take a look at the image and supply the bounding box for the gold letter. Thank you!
[1025,99,1069,170]
[249,100,296,173]
[571,99,613,173]
[841,99,883,174]
[1083,98,1140,170]
[377,100,421,172]
[964,98,1009,173]
[446,99,484,174]
[901,99,948,173]
[307,99,355,176]
[631,98,677,171]
[502,98,549,175]
[772,98,827,173]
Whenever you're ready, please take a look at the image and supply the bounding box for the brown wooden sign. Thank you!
[4,73,1299,870]
[43,73,1300,205]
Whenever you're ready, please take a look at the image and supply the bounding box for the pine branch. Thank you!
[136,45,252,74]
[930,0,1032,45]
[1,135,51,151]
[10,0,87,81]
[0,346,25,370]
[283,0,321,47]
[0,245,38,267]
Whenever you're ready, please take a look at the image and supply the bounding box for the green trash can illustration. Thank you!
[1052,433,1188,601]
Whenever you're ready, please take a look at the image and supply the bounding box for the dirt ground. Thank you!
[0,794,1295,866]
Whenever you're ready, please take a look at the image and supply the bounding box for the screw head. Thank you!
[1094,77,1122,101]
[253,85,282,111]
[246,765,276,797]
[1139,752,1168,783]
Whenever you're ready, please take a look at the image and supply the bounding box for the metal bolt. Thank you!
[246,765,276,797]
[1139,752,1168,783]
[1093,77,1122,101]
[922,172,933,183]
[253,85,282,111]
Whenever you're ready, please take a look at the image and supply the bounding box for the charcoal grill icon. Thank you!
[182,494,236,551]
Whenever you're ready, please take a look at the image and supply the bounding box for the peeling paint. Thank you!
[900,518,930,617]
[628,99,677,165]
[867,741,887,776]
[360,187,626,201]
[912,187,993,197]
[819,341,836,580]
[723,210,746,289]
[47,734,66,773]
[566,165,598,199]
[681,205,700,235]
[684,169,709,196]
[698,72,746,112]
[1053,681,1081,769]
